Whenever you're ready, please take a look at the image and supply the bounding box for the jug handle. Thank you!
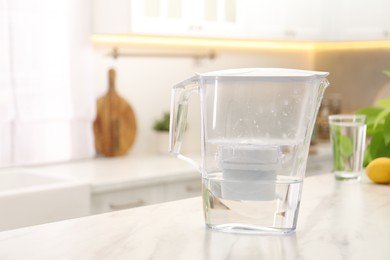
[169,76,201,173]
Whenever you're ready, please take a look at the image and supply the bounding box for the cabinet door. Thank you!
[130,0,190,35]
[93,0,390,41]
[337,0,390,41]
[164,178,202,201]
[93,0,130,34]
[285,0,329,41]
[131,0,244,38]
[94,0,243,38]
[91,185,165,214]
[244,0,288,40]
[186,0,245,38]
[90,176,200,214]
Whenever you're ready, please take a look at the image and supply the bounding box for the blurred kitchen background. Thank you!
[1,0,390,165]
[1,0,390,230]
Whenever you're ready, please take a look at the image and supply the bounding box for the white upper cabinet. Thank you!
[244,0,288,40]
[336,0,390,41]
[243,0,328,41]
[93,0,245,38]
[245,0,390,41]
[191,0,245,38]
[284,0,328,41]
[129,0,190,36]
[93,0,390,41]
[94,0,130,34]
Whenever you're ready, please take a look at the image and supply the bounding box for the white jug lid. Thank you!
[197,68,329,78]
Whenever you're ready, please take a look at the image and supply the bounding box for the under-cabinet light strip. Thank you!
[91,34,314,51]
[315,41,390,50]
[91,34,390,51]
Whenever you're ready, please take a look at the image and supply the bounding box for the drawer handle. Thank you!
[186,185,201,192]
[109,200,145,210]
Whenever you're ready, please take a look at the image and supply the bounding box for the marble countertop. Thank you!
[0,173,388,260]
[8,155,199,194]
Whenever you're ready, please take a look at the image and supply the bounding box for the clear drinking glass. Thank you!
[170,68,329,234]
[328,115,366,181]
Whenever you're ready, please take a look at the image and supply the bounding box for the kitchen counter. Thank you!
[0,173,388,260]
[0,143,332,230]
[11,143,332,194]
[16,154,200,193]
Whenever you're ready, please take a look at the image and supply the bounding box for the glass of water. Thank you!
[328,115,366,181]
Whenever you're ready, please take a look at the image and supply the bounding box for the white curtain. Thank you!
[0,0,13,165]
[0,0,96,166]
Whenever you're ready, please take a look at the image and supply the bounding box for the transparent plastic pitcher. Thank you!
[170,68,329,235]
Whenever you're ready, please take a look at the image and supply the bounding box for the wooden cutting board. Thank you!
[93,68,137,156]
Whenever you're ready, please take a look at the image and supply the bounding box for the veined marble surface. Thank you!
[0,173,388,260]
[8,154,200,194]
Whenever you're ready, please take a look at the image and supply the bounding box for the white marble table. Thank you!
[0,174,388,260]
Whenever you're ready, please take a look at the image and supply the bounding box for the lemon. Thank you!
[366,157,390,184]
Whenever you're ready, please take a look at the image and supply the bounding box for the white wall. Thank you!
[314,48,390,112]
[0,0,96,166]
[95,49,314,155]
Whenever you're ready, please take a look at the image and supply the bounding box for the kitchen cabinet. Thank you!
[93,0,390,42]
[244,0,328,41]
[246,0,390,41]
[91,177,201,214]
[164,178,202,201]
[91,184,165,213]
[244,0,287,40]
[336,0,390,41]
[282,0,390,41]
[284,0,330,41]
[90,145,330,214]
[93,0,129,34]
[93,0,244,38]
[244,0,329,41]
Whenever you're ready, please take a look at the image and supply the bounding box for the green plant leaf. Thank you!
[331,126,342,170]
[356,107,385,136]
[339,134,353,157]
[369,132,383,159]
[384,115,390,145]
[383,70,390,77]
[331,126,353,171]
[363,144,372,168]
[356,90,390,166]
[153,112,170,131]
[369,132,390,159]
[365,124,375,136]
[332,140,345,171]
[369,123,384,136]
[335,153,345,171]
[375,98,390,109]
[355,107,384,125]
[374,108,390,129]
